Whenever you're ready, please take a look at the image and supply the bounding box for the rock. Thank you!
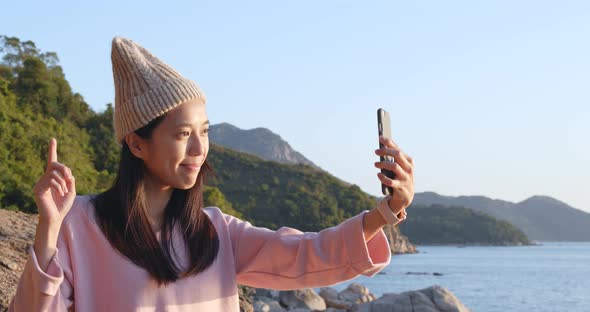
[239,285,255,312]
[266,301,286,312]
[0,209,38,311]
[416,285,469,312]
[382,224,417,254]
[350,303,369,312]
[0,258,20,271]
[319,287,352,310]
[253,297,286,312]
[352,285,470,312]
[256,288,280,300]
[405,271,444,276]
[279,288,326,311]
[337,283,376,304]
[326,299,352,310]
[347,283,371,296]
[254,300,270,312]
[357,293,410,312]
[319,287,339,301]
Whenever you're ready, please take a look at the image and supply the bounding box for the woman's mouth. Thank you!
[180,164,200,171]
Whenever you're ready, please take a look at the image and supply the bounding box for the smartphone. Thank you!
[377,108,395,196]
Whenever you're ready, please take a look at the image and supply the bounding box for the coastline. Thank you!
[408,241,541,249]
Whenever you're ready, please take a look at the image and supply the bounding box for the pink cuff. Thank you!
[29,246,64,296]
[342,211,392,277]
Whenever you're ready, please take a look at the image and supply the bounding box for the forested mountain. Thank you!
[399,204,530,245]
[413,192,590,241]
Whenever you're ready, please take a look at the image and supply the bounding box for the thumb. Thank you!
[64,175,76,201]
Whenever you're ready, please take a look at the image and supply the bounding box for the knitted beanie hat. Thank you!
[111,36,206,143]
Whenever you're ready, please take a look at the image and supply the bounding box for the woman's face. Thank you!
[133,99,210,190]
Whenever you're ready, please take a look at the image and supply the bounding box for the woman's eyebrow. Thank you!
[175,120,210,127]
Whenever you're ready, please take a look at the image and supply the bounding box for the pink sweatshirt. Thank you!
[9,195,392,311]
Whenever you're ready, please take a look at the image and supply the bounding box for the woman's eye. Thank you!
[179,129,208,137]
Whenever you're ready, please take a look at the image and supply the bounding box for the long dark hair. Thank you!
[91,114,219,286]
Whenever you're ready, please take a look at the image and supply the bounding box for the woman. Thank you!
[9,37,414,311]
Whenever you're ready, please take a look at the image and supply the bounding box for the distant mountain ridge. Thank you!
[399,203,530,245]
[209,123,321,170]
[412,192,590,242]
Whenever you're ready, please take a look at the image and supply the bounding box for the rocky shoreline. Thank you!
[382,224,417,254]
[415,241,541,247]
[238,283,470,312]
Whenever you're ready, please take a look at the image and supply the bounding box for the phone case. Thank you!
[378,108,395,196]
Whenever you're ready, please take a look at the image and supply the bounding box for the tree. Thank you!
[203,186,242,218]
[85,103,119,173]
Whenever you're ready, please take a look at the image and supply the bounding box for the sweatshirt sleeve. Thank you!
[8,239,74,311]
[227,210,391,290]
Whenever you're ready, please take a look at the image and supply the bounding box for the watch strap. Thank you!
[376,196,407,225]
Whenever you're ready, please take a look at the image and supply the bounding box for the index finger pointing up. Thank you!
[47,138,57,168]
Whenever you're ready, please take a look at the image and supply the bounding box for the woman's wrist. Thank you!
[33,220,61,272]
[376,196,404,225]
[363,208,388,242]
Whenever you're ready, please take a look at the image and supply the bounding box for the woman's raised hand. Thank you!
[374,136,415,215]
[33,138,76,225]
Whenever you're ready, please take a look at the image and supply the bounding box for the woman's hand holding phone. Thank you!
[374,133,415,217]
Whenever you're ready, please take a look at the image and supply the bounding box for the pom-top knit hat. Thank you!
[111,36,206,143]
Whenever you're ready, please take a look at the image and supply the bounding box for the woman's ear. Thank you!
[125,133,146,159]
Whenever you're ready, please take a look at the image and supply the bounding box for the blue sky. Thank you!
[2,1,589,212]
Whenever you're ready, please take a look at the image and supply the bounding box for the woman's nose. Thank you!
[188,135,205,156]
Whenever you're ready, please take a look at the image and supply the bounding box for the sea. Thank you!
[324,242,590,312]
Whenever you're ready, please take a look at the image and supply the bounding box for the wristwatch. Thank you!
[376,196,407,225]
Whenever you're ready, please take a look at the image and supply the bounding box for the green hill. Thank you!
[399,204,530,245]
[206,144,376,231]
